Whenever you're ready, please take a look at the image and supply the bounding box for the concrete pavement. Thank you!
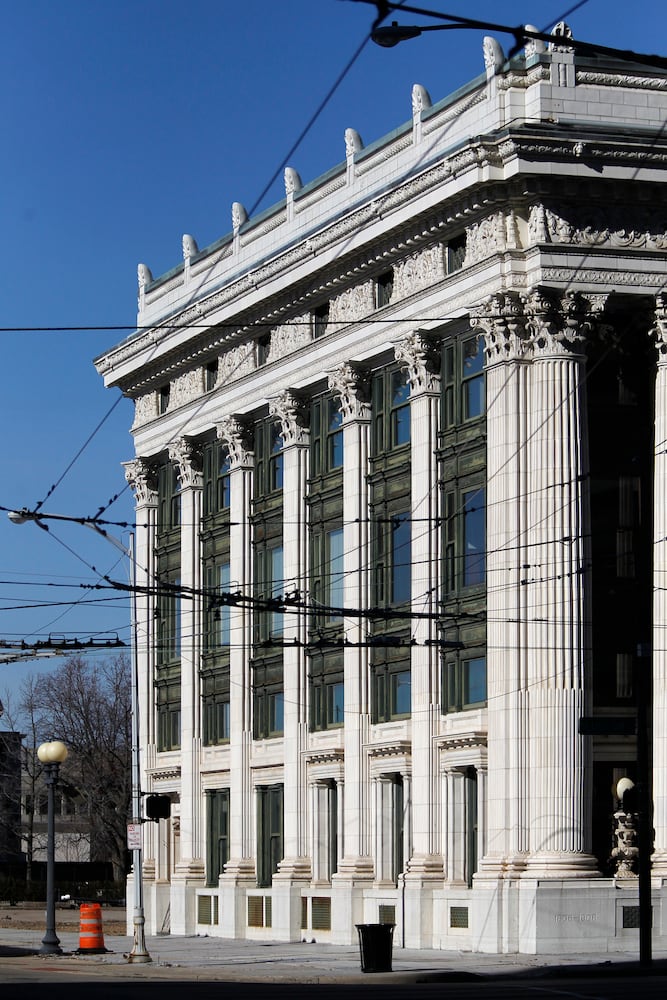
[1,911,667,984]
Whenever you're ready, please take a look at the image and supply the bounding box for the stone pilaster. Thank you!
[268,392,312,886]
[168,438,205,931]
[471,292,531,877]
[651,294,667,875]
[395,333,445,890]
[216,417,257,900]
[521,289,600,876]
[123,458,158,884]
[328,364,375,887]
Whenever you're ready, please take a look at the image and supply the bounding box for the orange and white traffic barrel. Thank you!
[77,902,107,953]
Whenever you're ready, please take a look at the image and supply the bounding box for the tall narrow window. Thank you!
[375,269,394,309]
[390,371,410,446]
[270,426,284,492]
[206,789,230,886]
[257,784,284,887]
[312,302,330,338]
[463,489,485,587]
[462,336,485,420]
[391,515,411,604]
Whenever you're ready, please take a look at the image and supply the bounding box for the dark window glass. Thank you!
[444,656,487,712]
[270,425,284,491]
[327,399,343,469]
[463,490,485,587]
[462,337,485,420]
[391,516,411,604]
[313,302,330,338]
[206,789,230,886]
[159,384,170,414]
[447,234,466,272]
[391,371,411,446]
[375,270,394,309]
[205,361,218,392]
[257,785,284,887]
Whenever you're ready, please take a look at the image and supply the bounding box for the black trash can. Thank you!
[355,922,395,973]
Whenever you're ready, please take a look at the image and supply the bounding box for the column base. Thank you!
[170,860,206,934]
[332,856,375,884]
[522,852,600,879]
[273,856,312,883]
[405,853,445,880]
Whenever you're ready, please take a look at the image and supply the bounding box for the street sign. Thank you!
[127,823,142,850]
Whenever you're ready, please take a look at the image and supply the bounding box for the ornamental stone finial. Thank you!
[232,202,248,231]
[182,234,198,260]
[524,24,546,58]
[137,263,153,289]
[123,458,158,506]
[345,128,363,157]
[284,167,302,196]
[411,84,432,116]
[268,390,309,446]
[168,437,203,489]
[549,21,574,51]
[328,363,371,421]
[483,36,505,72]
[394,331,441,394]
[217,415,254,468]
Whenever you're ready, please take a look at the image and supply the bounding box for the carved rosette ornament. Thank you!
[394,331,441,393]
[123,458,158,506]
[217,415,254,468]
[328,363,371,421]
[470,291,527,361]
[168,438,203,489]
[650,293,667,362]
[268,390,309,446]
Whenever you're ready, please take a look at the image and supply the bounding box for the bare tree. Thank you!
[0,680,42,883]
[32,655,131,882]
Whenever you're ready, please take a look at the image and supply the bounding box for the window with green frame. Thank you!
[442,333,485,429]
[310,395,343,477]
[254,419,284,497]
[202,669,230,745]
[254,544,284,642]
[373,513,411,606]
[252,660,284,739]
[444,487,486,593]
[443,654,487,712]
[157,461,181,531]
[156,679,181,751]
[206,788,230,886]
[205,562,231,652]
[256,784,284,887]
[203,440,231,516]
[310,525,344,625]
[309,652,344,731]
[372,368,411,455]
[156,576,181,666]
[373,656,411,722]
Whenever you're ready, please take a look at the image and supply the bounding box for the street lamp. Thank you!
[8,509,151,963]
[37,739,68,955]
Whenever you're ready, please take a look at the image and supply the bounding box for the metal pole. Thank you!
[127,532,151,963]
[40,762,61,955]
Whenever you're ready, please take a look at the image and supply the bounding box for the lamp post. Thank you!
[8,509,151,963]
[37,739,68,955]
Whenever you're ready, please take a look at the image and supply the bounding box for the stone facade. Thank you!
[96,28,667,953]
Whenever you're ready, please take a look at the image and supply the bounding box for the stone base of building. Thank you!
[140,875,667,954]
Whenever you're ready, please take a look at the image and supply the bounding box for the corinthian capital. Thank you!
[525,288,604,357]
[168,438,203,489]
[651,293,667,360]
[328,363,371,421]
[217,415,254,468]
[470,291,527,361]
[123,458,158,506]
[268,390,309,446]
[394,331,441,394]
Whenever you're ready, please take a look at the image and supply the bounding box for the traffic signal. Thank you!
[145,794,171,821]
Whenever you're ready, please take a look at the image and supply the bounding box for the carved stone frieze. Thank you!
[576,71,667,91]
[465,211,514,264]
[470,291,528,361]
[170,369,203,409]
[530,203,667,249]
[543,268,666,288]
[393,246,445,298]
[329,281,375,325]
[168,438,203,489]
[219,343,256,383]
[269,390,309,446]
[394,331,441,394]
[266,314,312,363]
[132,392,158,428]
[124,458,158,506]
[217,415,254,467]
[328,363,371,421]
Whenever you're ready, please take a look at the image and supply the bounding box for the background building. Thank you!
[96,26,667,953]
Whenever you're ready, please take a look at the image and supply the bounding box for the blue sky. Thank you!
[0,0,664,713]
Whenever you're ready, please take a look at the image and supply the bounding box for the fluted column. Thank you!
[328,364,375,881]
[124,458,158,880]
[269,391,311,882]
[651,294,667,874]
[216,416,256,884]
[169,438,205,898]
[395,332,443,879]
[471,292,531,876]
[522,289,599,876]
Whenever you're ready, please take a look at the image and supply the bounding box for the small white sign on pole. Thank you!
[127,823,142,851]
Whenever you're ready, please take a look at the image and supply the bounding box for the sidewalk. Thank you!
[1,914,666,983]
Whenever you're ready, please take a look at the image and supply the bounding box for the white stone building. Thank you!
[96,27,667,953]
